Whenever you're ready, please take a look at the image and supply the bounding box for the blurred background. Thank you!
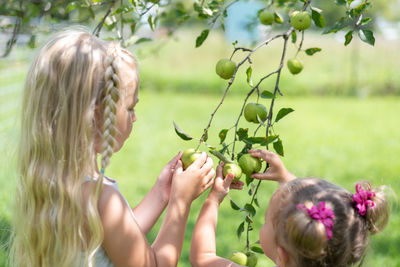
[1,0,400,266]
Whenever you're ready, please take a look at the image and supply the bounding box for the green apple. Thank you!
[216,58,236,80]
[287,58,303,75]
[223,163,242,181]
[246,252,258,267]
[244,103,268,123]
[229,251,247,266]
[290,11,311,31]
[181,148,202,170]
[258,10,274,25]
[239,154,262,176]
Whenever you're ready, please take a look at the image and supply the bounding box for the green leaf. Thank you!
[243,136,278,146]
[305,47,322,56]
[246,66,253,87]
[66,2,80,13]
[134,37,152,45]
[273,138,284,156]
[244,204,256,217]
[237,128,248,140]
[237,222,245,239]
[275,108,294,122]
[210,149,233,164]
[335,0,347,5]
[230,199,241,210]
[274,12,283,24]
[130,23,136,34]
[311,7,325,28]
[245,175,254,186]
[254,197,260,208]
[219,129,228,144]
[245,215,254,223]
[28,35,36,49]
[344,30,353,46]
[195,29,209,48]
[361,17,371,26]
[148,15,155,31]
[261,90,275,99]
[203,129,208,142]
[173,121,193,141]
[250,245,264,254]
[291,31,297,43]
[358,29,375,46]
[323,17,346,34]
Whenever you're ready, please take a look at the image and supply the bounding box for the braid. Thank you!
[100,55,120,173]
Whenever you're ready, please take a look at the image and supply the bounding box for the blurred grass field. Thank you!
[0,30,399,266]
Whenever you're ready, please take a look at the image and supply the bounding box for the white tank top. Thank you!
[81,176,136,267]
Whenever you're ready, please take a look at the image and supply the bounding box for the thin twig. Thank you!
[93,0,116,37]
[196,34,284,150]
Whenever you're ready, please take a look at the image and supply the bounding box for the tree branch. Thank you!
[93,0,116,37]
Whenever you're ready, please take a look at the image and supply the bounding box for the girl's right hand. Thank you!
[249,149,296,184]
[170,152,215,204]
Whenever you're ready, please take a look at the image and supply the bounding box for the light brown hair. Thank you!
[273,178,390,267]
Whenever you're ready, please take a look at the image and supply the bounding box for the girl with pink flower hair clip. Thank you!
[190,149,391,267]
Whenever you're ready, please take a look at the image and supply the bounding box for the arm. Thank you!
[249,149,296,184]
[133,152,181,234]
[190,163,244,267]
[98,153,215,267]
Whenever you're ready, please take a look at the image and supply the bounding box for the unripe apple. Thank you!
[216,58,236,80]
[287,58,303,75]
[228,251,248,266]
[239,154,262,176]
[244,103,268,123]
[258,10,274,25]
[223,163,242,182]
[181,148,202,170]
[290,11,311,31]
[246,252,258,267]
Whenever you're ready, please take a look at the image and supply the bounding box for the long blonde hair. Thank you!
[10,30,136,267]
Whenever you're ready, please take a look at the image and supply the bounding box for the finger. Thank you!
[251,172,274,180]
[200,156,214,174]
[204,168,216,184]
[223,173,235,190]
[173,160,183,175]
[216,162,224,178]
[230,184,244,190]
[231,180,244,186]
[168,151,183,169]
[249,149,275,162]
[190,152,208,169]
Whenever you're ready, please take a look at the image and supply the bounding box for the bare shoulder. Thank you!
[82,181,156,267]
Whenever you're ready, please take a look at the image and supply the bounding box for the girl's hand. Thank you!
[208,162,244,204]
[156,152,182,204]
[249,149,296,184]
[170,152,215,204]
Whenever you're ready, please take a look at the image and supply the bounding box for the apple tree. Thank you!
[1,0,376,265]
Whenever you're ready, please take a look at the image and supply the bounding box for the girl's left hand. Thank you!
[208,162,244,204]
[156,152,182,203]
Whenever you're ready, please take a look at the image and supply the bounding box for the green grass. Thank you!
[1,34,400,266]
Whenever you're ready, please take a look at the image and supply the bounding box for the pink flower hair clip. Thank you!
[353,183,375,216]
[297,201,335,240]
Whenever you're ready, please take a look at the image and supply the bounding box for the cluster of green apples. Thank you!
[182,149,262,184]
[229,251,258,267]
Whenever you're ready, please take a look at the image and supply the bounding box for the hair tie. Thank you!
[352,183,375,216]
[297,202,335,240]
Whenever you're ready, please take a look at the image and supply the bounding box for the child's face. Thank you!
[259,188,281,264]
[114,61,139,152]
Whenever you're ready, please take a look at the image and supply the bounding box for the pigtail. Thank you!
[353,181,390,235]
[285,203,330,260]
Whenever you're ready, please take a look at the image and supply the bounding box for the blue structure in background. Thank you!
[224,1,263,45]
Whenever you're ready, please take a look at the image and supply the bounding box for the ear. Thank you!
[276,246,290,267]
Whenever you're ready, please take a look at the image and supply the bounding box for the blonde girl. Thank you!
[190,149,390,267]
[11,29,216,267]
